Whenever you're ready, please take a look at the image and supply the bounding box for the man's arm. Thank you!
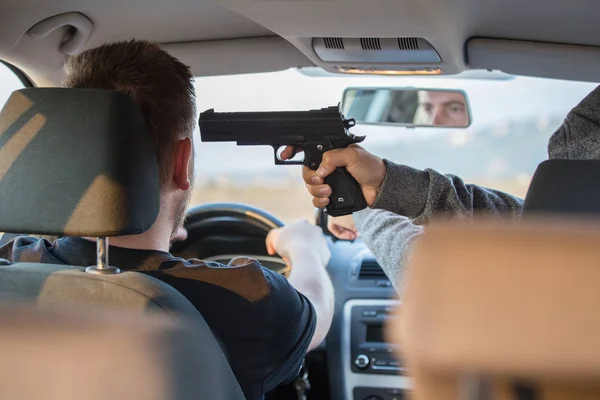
[352,209,424,295]
[374,160,524,225]
[266,220,334,351]
[302,145,524,224]
[286,249,334,350]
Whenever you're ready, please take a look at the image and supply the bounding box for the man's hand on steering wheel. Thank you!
[265,220,331,267]
[266,220,334,352]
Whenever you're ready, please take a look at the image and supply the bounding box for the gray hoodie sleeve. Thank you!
[371,160,524,225]
[352,208,423,295]
[350,161,523,293]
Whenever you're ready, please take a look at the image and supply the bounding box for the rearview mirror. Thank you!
[342,87,472,128]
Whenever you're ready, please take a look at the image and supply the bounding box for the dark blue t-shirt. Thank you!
[0,236,316,400]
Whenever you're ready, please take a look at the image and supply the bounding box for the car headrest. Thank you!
[0,88,159,237]
[523,159,600,215]
[391,218,600,399]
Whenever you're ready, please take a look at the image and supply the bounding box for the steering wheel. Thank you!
[169,202,290,275]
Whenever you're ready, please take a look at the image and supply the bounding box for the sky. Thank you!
[194,69,597,125]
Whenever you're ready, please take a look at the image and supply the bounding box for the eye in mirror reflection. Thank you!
[342,87,472,128]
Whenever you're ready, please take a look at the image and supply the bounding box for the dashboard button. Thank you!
[386,388,403,395]
[362,310,377,317]
[354,354,370,369]
[373,359,389,367]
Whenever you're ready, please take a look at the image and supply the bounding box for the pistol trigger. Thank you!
[275,145,305,165]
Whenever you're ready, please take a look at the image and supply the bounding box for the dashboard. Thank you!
[325,238,408,400]
[171,203,408,400]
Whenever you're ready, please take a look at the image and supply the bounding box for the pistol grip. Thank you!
[323,167,368,217]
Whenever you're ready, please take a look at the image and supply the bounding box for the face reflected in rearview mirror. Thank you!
[341,87,472,128]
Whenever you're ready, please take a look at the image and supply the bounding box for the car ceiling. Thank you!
[1,0,600,86]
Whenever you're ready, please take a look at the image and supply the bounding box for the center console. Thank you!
[342,299,410,400]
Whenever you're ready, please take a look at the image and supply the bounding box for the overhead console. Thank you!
[210,0,467,76]
[311,37,442,75]
[313,36,440,67]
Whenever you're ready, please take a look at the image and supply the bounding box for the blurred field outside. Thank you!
[189,176,531,224]
[190,180,317,224]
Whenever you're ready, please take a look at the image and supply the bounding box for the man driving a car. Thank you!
[0,39,334,400]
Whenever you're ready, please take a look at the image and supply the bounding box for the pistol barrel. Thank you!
[198,106,353,144]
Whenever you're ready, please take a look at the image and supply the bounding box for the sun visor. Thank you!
[0,88,159,237]
[467,38,600,82]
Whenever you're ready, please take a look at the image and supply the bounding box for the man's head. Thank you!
[414,90,469,127]
[62,40,197,235]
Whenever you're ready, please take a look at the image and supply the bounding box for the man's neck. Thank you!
[84,213,173,253]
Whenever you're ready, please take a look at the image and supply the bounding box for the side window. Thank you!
[0,62,25,243]
[0,62,25,107]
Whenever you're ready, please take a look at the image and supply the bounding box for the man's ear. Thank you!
[173,137,192,191]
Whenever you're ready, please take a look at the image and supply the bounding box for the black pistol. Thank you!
[198,105,367,217]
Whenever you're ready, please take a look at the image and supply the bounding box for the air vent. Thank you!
[312,37,441,64]
[324,37,344,50]
[360,37,382,50]
[398,37,420,50]
[358,259,387,280]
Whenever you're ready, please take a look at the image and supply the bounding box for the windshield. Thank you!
[2,63,594,224]
[192,69,597,222]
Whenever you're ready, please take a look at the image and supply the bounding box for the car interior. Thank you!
[2,1,600,399]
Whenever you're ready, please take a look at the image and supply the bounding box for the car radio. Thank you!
[343,299,409,400]
[350,304,404,375]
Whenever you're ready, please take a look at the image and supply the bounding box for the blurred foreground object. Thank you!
[388,218,600,399]
[0,303,241,400]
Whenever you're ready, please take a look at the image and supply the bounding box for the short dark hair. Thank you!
[62,39,197,185]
